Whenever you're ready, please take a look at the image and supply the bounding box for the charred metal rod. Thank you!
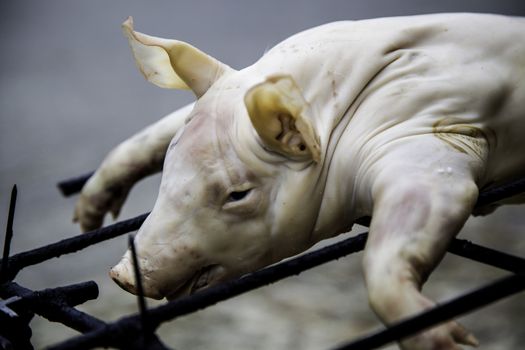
[1,185,17,282]
[0,281,104,333]
[0,213,149,280]
[128,234,152,338]
[47,232,369,350]
[476,177,525,208]
[125,235,171,349]
[332,272,525,350]
[57,172,94,197]
[0,281,99,309]
[448,238,525,273]
[355,221,525,273]
[353,177,525,228]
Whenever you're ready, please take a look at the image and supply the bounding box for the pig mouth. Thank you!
[165,264,223,301]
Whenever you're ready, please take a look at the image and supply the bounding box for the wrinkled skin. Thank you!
[74,14,525,349]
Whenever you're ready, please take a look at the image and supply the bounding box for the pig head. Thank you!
[110,18,327,300]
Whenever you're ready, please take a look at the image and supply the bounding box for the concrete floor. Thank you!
[1,1,524,349]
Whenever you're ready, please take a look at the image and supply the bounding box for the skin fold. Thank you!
[74,14,525,350]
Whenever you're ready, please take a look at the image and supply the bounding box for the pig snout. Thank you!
[109,256,164,300]
[110,249,231,300]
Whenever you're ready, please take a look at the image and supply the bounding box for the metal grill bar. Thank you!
[57,172,94,197]
[1,185,17,282]
[476,177,525,208]
[128,234,156,345]
[0,281,104,333]
[448,238,525,273]
[0,213,149,280]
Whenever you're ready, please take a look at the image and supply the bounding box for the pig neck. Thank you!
[252,21,410,244]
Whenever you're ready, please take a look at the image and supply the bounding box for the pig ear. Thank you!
[244,75,321,162]
[122,17,231,97]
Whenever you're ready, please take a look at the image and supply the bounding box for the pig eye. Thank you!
[227,189,251,202]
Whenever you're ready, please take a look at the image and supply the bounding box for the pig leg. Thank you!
[362,136,485,349]
[74,103,194,232]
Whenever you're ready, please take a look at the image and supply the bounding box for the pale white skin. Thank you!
[74,14,525,350]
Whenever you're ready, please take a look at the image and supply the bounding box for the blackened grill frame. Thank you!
[0,176,523,350]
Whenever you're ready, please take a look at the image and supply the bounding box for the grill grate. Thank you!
[1,175,524,350]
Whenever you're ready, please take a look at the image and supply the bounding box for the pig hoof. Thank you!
[74,195,105,232]
[74,177,131,232]
[400,320,478,350]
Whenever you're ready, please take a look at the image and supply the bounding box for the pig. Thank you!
[74,14,525,350]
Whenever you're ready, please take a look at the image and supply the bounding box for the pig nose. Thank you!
[109,258,164,299]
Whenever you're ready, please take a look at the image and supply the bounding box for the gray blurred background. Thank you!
[1,1,524,349]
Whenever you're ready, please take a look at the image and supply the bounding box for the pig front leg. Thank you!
[362,136,485,349]
[74,103,194,231]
